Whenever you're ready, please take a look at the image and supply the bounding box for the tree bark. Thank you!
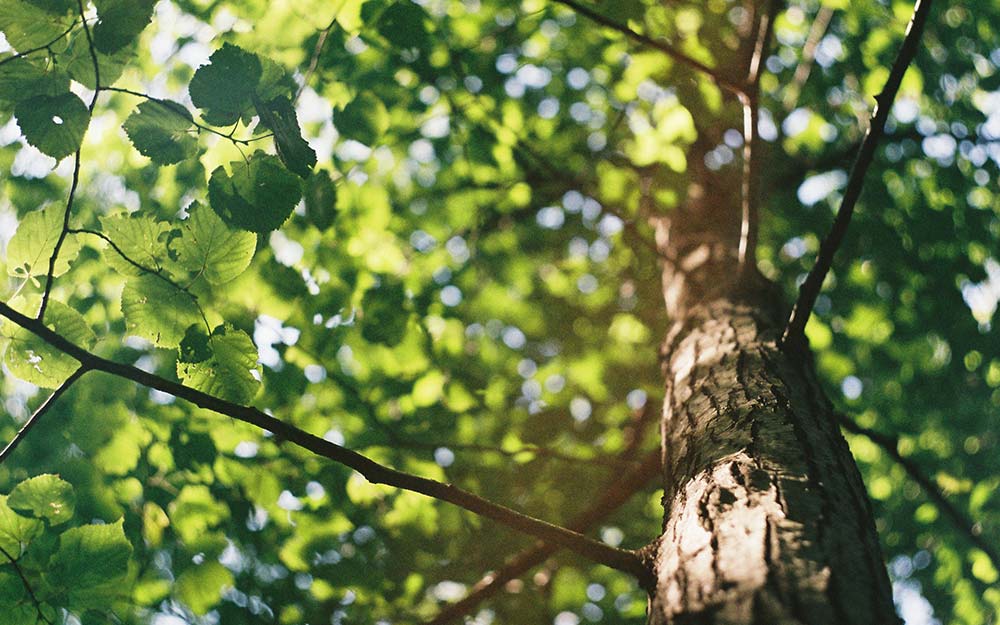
[646,200,899,622]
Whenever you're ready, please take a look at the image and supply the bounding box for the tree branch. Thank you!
[427,449,661,624]
[0,20,78,68]
[838,415,1000,573]
[782,0,933,344]
[550,0,744,95]
[737,0,780,269]
[0,301,649,582]
[0,545,52,625]
[37,151,82,321]
[0,367,87,464]
[782,5,835,111]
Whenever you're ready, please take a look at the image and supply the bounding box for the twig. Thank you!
[0,300,650,582]
[0,367,87,464]
[838,415,1000,572]
[100,87,274,146]
[782,0,933,344]
[0,20,78,68]
[783,5,835,110]
[737,0,780,269]
[551,0,743,94]
[37,151,81,321]
[295,2,347,102]
[427,450,661,624]
[0,545,53,625]
[37,1,100,321]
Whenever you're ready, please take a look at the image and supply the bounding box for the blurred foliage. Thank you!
[0,0,996,624]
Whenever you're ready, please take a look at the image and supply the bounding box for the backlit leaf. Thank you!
[123,99,198,165]
[7,474,75,525]
[171,202,257,285]
[207,152,300,233]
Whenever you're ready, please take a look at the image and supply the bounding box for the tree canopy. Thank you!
[0,0,997,624]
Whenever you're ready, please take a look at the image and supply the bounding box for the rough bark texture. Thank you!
[646,187,898,622]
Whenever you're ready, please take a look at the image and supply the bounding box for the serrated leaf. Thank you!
[0,56,71,110]
[255,56,297,102]
[97,212,172,276]
[175,562,234,615]
[0,495,43,557]
[48,519,132,590]
[7,475,75,525]
[207,152,301,233]
[177,325,261,404]
[171,202,256,285]
[14,92,90,160]
[55,31,132,89]
[303,169,337,230]
[253,94,316,178]
[335,92,389,146]
[123,99,198,165]
[188,43,262,127]
[0,0,75,51]
[92,0,155,53]
[6,205,80,280]
[121,275,201,348]
[3,299,95,388]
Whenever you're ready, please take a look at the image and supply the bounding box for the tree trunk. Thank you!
[646,204,899,622]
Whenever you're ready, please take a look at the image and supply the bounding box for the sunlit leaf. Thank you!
[7,474,75,525]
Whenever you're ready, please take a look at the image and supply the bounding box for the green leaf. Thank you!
[14,92,89,160]
[255,56,297,102]
[97,213,172,276]
[0,572,37,625]
[188,43,262,126]
[303,169,338,230]
[175,562,234,615]
[360,280,408,346]
[177,325,261,404]
[253,94,316,178]
[171,202,257,285]
[122,99,199,165]
[92,0,156,53]
[3,299,95,388]
[335,92,389,146]
[48,519,132,589]
[0,495,43,557]
[121,275,201,348]
[0,56,70,110]
[376,0,429,50]
[22,0,73,12]
[55,32,132,90]
[6,205,79,281]
[0,0,75,51]
[207,152,301,233]
[7,475,75,525]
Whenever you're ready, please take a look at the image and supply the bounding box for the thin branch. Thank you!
[100,87,274,146]
[295,2,346,102]
[737,0,780,269]
[0,301,649,582]
[37,0,99,321]
[0,545,53,625]
[838,415,1000,573]
[427,449,661,624]
[0,367,87,464]
[37,151,81,321]
[782,5,835,110]
[782,0,933,344]
[550,0,744,95]
[0,19,78,68]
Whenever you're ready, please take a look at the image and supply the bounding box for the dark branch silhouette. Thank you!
[839,415,1000,572]
[783,0,933,343]
[0,367,87,464]
[551,0,744,95]
[0,300,649,582]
